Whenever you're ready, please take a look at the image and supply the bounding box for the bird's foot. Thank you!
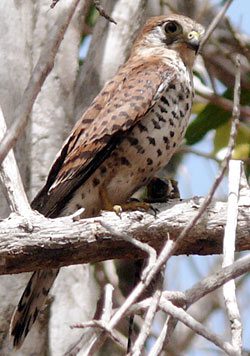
[99,186,158,217]
[113,201,158,217]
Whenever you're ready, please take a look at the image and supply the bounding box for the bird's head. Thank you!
[132,14,205,68]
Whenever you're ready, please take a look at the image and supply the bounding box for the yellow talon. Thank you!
[113,205,123,216]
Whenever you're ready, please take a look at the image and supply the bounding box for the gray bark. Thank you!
[0,1,94,354]
[27,2,95,354]
[0,2,38,355]
[0,194,249,275]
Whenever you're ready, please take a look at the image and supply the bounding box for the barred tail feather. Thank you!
[10,268,59,349]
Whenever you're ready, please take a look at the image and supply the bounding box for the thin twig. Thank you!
[211,37,237,67]
[199,0,234,52]
[148,315,170,356]
[222,160,242,354]
[103,261,119,289]
[69,284,126,354]
[95,261,126,314]
[85,237,174,354]
[130,291,186,314]
[0,0,81,164]
[206,62,219,94]
[99,220,157,267]
[137,256,250,355]
[50,0,60,8]
[0,106,31,215]
[71,320,123,346]
[102,283,114,322]
[196,90,250,122]
[93,0,117,25]
[186,256,250,307]
[65,295,127,356]
[66,252,250,354]
[131,270,163,356]
[225,18,250,61]
[123,254,250,317]
[159,300,236,355]
[119,251,250,354]
[179,145,221,163]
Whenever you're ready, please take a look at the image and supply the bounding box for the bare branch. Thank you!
[225,18,250,61]
[93,0,117,25]
[100,220,157,266]
[127,254,250,355]
[185,255,250,307]
[50,0,60,8]
[196,90,250,122]
[179,145,221,163]
[65,283,127,356]
[119,254,250,317]
[0,106,31,215]
[0,0,82,164]
[0,193,249,275]
[221,57,242,354]
[69,283,127,355]
[199,0,234,52]
[159,300,236,355]
[86,238,177,353]
[131,270,163,356]
[148,315,171,356]
[71,320,123,346]
[222,160,242,354]
[102,284,114,322]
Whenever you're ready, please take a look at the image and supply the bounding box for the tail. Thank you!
[10,268,59,349]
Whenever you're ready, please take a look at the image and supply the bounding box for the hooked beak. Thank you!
[186,31,201,54]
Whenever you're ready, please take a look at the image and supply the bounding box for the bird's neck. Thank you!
[129,46,194,77]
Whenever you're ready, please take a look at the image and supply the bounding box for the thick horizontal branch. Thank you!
[1,194,249,275]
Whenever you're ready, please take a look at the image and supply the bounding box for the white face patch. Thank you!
[148,26,166,46]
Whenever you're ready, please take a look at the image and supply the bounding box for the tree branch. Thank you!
[159,300,236,355]
[93,0,117,25]
[0,0,82,164]
[222,161,242,354]
[0,192,249,276]
[199,0,234,52]
[196,90,250,122]
[0,107,31,215]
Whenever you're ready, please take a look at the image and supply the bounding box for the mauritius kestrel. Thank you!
[10,14,204,348]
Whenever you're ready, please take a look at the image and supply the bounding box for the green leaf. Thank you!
[213,121,250,160]
[233,144,250,160]
[86,4,98,27]
[185,88,250,145]
[213,121,231,153]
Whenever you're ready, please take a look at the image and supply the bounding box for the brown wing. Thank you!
[32,58,176,217]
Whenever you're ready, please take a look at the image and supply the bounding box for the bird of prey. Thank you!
[10,14,204,349]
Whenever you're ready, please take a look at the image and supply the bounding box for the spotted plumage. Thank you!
[10,14,204,349]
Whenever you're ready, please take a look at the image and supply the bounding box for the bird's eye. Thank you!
[164,21,181,35]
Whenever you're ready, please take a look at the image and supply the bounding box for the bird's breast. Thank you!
[103,76,193,202]
[62,72,193,217]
